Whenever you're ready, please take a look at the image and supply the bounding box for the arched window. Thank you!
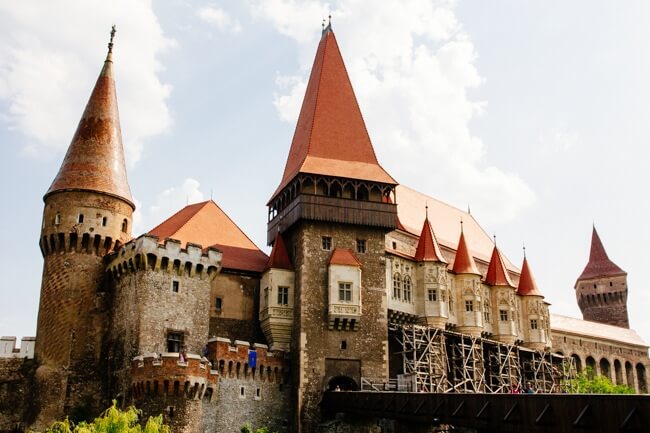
[403,276,412,302]
[392,273,401,300]
[122,219,128,233]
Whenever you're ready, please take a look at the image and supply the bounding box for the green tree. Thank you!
[34,401,170,433]
[566,367,635,394]
[240,423,276,433]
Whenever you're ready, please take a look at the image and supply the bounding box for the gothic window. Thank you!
[356,239,366,254]
[322,236,332,250]
[530,319,538,330]
[428,289,437,302]
[166,332,183,353]
[277,286,289,306]
[465,300,474,312]
[403,276,412,302]
[499,309,508,321]
[393,273,401,299]
[338,282,352,302]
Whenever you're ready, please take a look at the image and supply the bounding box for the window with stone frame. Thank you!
[483,301,491,322]
[263,287,269,308]
[392,273,401,299]
[338,282,352,302]
[277,286,289,306]
[167,331,183,353]
[321,236,332,250]
[465,300,474,312]
[428,289,437,302]
[403,276,412,302]
[530,319,538,330]
[172,280,180,293]
[499,309,508,321]
[356,239,366,254]
[215,297,223,312]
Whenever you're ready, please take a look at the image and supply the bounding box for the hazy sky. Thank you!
[1,1,649,346]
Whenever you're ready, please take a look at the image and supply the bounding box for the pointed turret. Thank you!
[452,227,480,275]
[266,233,293,271]
[269,26,395,201]
[414,211,447,263]
[485,245,514,287]
[518,256,542,296]
[576,226,626,283]
[45,26,134,208]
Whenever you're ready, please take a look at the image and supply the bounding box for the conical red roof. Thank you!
[266,233,293,271]
[270,27,395,202]
[576,226,626,282]
[451,230,480,275]
[485,245,514,287]
[45,42,133,208]
[518,256,543,296]
[414,216,447,263]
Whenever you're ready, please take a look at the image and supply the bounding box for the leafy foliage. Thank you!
[35,401,170,433]
[566,367,635,394]
[240,423,276,433]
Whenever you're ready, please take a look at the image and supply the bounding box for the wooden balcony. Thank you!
[267,194,397,244]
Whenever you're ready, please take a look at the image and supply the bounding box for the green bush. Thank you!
[240,423,276,433]
[34,401,170,433]
[566,367,635,394]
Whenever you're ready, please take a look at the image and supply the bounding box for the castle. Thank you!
[0,25,648,433]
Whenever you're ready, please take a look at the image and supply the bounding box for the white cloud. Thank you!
[0,1,175,165]
[537,128,581,154]
[250,0,536,226]
[197,5,242,33]
[146,178,205,230]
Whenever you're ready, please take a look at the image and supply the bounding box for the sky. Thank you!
[1,0,649,346]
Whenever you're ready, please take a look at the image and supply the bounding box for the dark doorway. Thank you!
[328,375,358,391]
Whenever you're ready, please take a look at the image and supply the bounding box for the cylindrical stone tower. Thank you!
[33,28,134,427]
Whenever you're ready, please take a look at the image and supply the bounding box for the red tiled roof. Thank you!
[451,230,480,275]
[149,200,267,273]
[485,245,514,287]
[517,256,543,297]
[576,226,626,283]
[45,50,133,208]
[266,233,293,271]
[270,28,395,202]
[414,216,447,263]
[329,248,362,267]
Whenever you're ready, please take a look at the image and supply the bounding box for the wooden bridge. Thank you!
[321,391,650,433]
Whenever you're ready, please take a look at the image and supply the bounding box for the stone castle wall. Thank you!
[0,358,36,433]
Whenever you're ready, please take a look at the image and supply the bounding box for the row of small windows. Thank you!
[392,273,412,302]
[320,236,367,254]
[52,212,128,232]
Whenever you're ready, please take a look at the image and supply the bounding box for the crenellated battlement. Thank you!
[106,235,222,280]
[130,353,219,402]
[207,337,290,383]
[0,336,35,359]
[39,231,121,258]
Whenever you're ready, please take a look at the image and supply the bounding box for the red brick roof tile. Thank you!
[517,256,543,297]
[485,245,514,287]
[270,29,395,202]
[576,226,626,283]
[266,233,293,271]
[45,49,133,208]
[414,216,447,263]
[329,248,362,267]
[149,200,267,273]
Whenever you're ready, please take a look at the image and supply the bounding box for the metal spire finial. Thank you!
[493,233,497,246]
[425,203,429,219]
[523,243,527,258]
[460,218,464,233]
[108,25,116,53]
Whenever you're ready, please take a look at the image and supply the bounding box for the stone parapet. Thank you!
[0,336,35,359]
[130,353,218,402]
[207,337,290,383]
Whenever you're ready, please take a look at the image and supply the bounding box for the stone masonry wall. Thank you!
[0,358,36,433]
[287,221,389,432]
[576,274,629,328]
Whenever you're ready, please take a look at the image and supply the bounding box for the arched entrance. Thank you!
[327,375,358,392]
[626,361,634,387]
[636,363,647,393]
[599,358,611,380]
[614,359,623,385]
[586,356,596,378]
[571,354,582,373]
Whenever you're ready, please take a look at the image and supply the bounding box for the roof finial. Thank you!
[322,11,332,37]
[322,18,326,30]
[460,217,464,233]
[425,202,429,219]
[523,243,526,258]
[493,233,497,246]
[329,12,332,26]
[107,25,116,61]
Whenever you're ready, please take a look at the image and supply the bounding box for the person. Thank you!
[179,348,187,363]
[203,344,209,358]
[510,383,520,394]
[334,385,341,392]
[525,381,535,394]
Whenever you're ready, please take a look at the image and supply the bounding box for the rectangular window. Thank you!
[428,289,437,302]
[465,300,474,312]
[215,297,223,312]
[499,309,508,322]
[356,239,366,254]
[321,236,332,250]
[277,286,289,306]
[263,288,268,307]
[167,332,183,353]
[172,281,180,293]
[530,319,538,330]
[484,302,490,322]
[338,282,352,302]
[78,214,84,223]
